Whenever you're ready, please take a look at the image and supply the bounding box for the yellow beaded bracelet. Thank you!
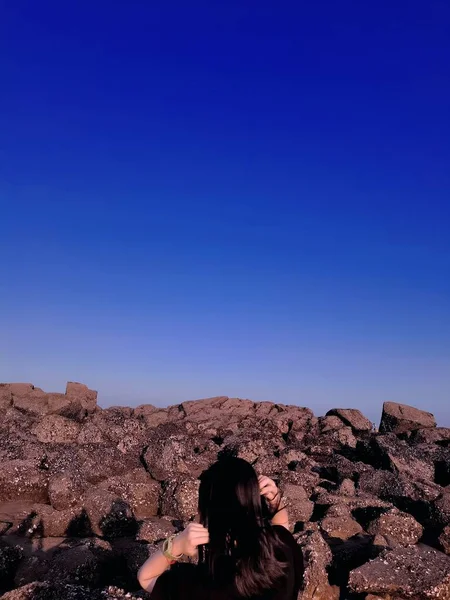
[162,535,183,563]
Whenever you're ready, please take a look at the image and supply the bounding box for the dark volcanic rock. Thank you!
[0,460,48,503]
[143,427,216,481]
[48,472,86,510]
[410,427,450,445]
[32,415,81,443]
[0,540,23,592]
[83,489,137,538]
[296,529,340,600]
[349,545,450,599]
[380,401,436,434]
[283,484,314,526]
[326,408,373,432]
[98,469,160,519]
[0,382,447,599]
[160,475,200,521]
[440,525,450,555]
[136,517,178,543]
[320,514,363,541]
[367,508,423,547]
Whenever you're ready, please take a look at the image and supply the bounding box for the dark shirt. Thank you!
[150,526,303,600]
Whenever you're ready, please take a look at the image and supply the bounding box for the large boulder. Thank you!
[6,382,97,420]
[137,517,178,543]
[83,489,137,538]
[0,460,48,503]
[326,408,373,433]
[160,475,200,520]
[143,427,216,481]
[367,508,423,547]
[9,384,49,415]
[380,402,436,434]
[31,415,81,443]
[283,484,314,527]
[320,514,363,541]
[64,382,98,414]
[296,529,340,600]
[9,504,86,538]
[98,468,160,519]
[349,545,450,599]
[48,472,86,510]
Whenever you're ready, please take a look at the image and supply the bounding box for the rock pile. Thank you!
[0,382,449,599]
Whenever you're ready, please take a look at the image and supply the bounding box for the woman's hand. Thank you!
[258,475,281,510]
[172,523,209,557]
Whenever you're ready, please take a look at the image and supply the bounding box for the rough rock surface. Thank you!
[367,508,423,547]
[349,545,450,598]
[0,382,449,599]
[326,408,373,432]
[380,401,437,434]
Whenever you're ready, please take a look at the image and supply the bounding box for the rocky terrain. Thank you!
[0,382,449,600]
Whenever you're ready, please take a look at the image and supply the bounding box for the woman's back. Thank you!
[149,525,303,600]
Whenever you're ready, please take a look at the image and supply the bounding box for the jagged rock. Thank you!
[10,504,86,538]
[349,545,450,599]
[32,415,81,444]
[98,469,160,519]
[0,384,13,409]
[143,428,215,481]
[1,582,104,600]
[337,478,356,496]
[14,555,50,587]
[380,402,436,434]
[326,408,373,432]
[319,416,345,433]
[0,460,48,503]
[358,462,442,505]
[327,534,383,592]
[83,489,137,538]
[65,382,98,414]
[434,490,450,527]
[0,382,448,598]
[89,409,148,455]
[0,540,23,592]
[69,445,140,485]
[77,422,106,444]
[321,515,363,540]
[440,525,450,555]
[46,543,105,587]
[48,473,86,510]
[136,517,178,543]
[9,384,50,415]
[282,484,314,526]
[296,529,340,600]
[134,404,169,428]
[367,508,423,547]
[410,427,450,445]
[6,382,97,420]
[315,490,392,511]
[160,475,200,520]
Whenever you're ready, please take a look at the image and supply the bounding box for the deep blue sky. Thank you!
[1,1,449,424]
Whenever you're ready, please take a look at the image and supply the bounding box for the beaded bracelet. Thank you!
[162,535,183,564]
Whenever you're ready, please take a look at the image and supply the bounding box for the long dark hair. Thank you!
[197,457,287,597]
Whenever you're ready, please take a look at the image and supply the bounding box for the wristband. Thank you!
[162,535,183,563]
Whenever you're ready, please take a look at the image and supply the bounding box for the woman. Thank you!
[138,457,303,599]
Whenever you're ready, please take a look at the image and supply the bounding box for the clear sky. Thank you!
[1,1,449,425]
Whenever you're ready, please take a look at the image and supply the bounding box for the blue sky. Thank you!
[1,1,449,424]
